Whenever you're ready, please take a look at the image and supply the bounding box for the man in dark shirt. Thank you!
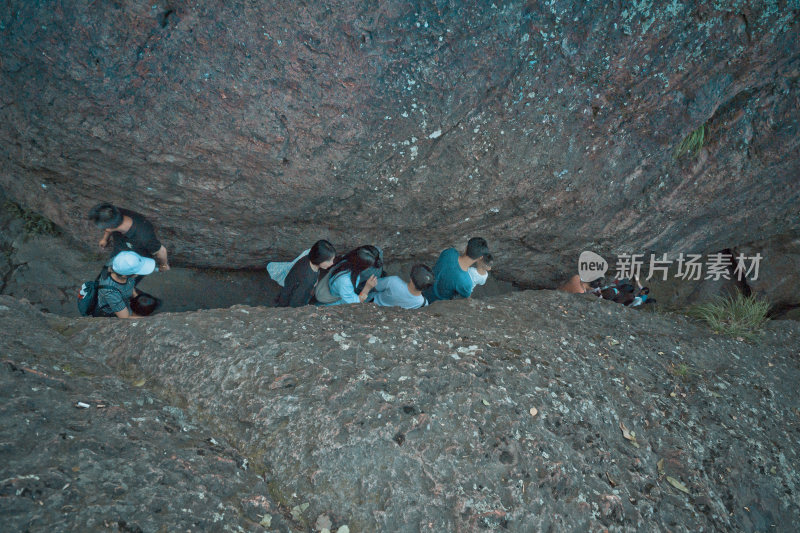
[88,203,170,271]
[276,240,336,307]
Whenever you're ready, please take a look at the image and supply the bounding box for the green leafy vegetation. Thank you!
[687,293,770,340]
[674,123,709,159]
[3,200,59,236]
[672,363,689,379]
[667,362,699,383]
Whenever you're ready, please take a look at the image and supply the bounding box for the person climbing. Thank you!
[423,237,491,303]
[88,202,170,273]
[468,253,493,290]
[275,240,337,308]
[630,287,651,307]
[597,277,653,307]
[314,245,383,306]
[368,264,434,309]
[94,251,157,318]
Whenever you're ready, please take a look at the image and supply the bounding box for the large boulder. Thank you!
[51,290,800,532]
[0,1,798,293]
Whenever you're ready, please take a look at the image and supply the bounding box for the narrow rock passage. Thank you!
[1,198,516,316]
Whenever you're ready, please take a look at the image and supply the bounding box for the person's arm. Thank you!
[154,245,170,271]
[98,227,119,249]
[373,276,391,292]
[330,274,362,304]
[114,308,143,319]
[456,278,474,299]
[101,288,141,318]
[359,275,378,302]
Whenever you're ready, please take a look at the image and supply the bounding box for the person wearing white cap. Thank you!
[93,251,157,318]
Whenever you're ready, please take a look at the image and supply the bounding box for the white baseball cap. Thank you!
[112,251,157,276]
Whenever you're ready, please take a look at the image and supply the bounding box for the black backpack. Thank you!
[77,271,122,317]
[77,277,101,316]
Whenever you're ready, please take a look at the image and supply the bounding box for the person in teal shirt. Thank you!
[423,237,491,303]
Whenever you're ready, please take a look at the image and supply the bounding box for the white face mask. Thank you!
[469,267,489,286]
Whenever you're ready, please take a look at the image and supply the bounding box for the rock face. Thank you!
[0,1,798,293]
[0,296,289,532]
[1,291,791,532]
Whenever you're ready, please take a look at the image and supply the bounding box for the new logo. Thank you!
[578,251,608,282]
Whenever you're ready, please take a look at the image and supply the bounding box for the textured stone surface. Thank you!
[0,1,798,293]
[40,290,798,532]
[0,296,288,532]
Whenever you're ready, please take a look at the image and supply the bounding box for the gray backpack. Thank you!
[314,270,344,304]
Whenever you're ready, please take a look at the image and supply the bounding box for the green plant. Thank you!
[667,362,695,382]
[3,200,59,236]
[687,293,770,340]
[674,123,709,159]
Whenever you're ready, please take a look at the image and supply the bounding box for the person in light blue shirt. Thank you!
[423,237,491,303]
[369,264,434,309]
[318,245,382,305]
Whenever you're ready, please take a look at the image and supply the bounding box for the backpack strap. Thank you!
[94,273,128,316]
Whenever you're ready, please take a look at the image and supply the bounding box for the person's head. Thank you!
[351,245,382,272]
[600,288,613,300]
[331,245,382,285]
[111,251,157,277]
[576,275,603,292]
[465,237,490,260]
[410,264,434,292]
[478,253,494,270]
[309,239,336,269]
[588,277,604,289]
[88,202,123,229]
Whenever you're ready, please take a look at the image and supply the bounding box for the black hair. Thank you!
[589,277,604,289]
[601,287,618,300]
[328,245,382,286]
[481,253,494,266]
[466,237,489,260]
[88,202,123,229]
[309,239,336,266]
[410,264,434,291]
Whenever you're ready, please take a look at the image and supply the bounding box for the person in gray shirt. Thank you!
[369,264,434,309]
[95,251,157,318]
